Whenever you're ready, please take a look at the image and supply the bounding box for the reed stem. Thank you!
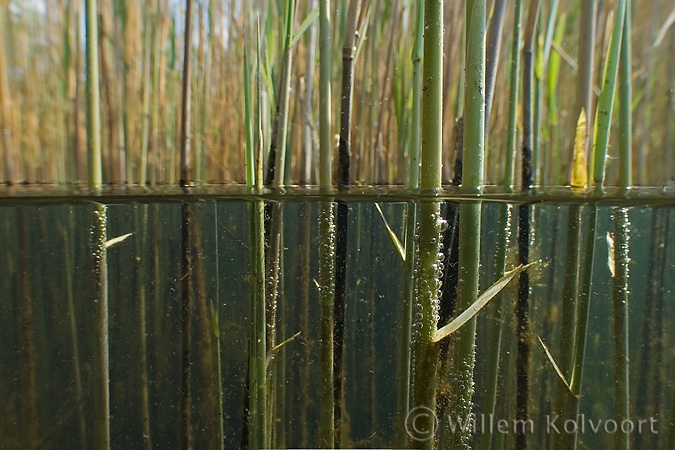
[85,0,102,188]
[592,0,627,190]
[179,0,193,187]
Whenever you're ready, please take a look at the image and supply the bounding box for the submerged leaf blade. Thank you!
[374,203,406,261]
[432,264,526,342]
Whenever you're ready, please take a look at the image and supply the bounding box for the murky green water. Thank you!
[0,189,674,449]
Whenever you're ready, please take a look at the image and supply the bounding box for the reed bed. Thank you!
[0,0,671,188]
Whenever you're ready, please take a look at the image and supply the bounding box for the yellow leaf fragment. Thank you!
[571,108,588,191]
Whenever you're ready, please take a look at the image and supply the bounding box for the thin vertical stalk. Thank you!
[574,0,596,167]
[448,1,485,449]
[319,0,332,188]
[565,205,598,450]
[16,208,37,447]
[592,0,627,190]
[134,205,152,450]
[266,0,296,187]
[0,0,16,183]
[484,0,507,129]
[301,0,318,184]
[516,3,541,449]
[411,0,443,449]
[179,0,193,186]
[420,0,444,191]
[180,202,193,450]
[408,0,424,190]
[212,203,224,450]
[60,208,87,446]
[553,204,583,450]
[334,1,359,443]
[140,3,153,186]
[92,203,110,449]
[521,0,541,190]
[248,197,267,450]
[611,207,631,450]
[338,0,360,189]
[396,2,423,446]
[504,0,523,189]
[243,41,255,188]
[318,0,335,446]
[618,0,632,189]
[86,0,102,188]
[318,200,335,447]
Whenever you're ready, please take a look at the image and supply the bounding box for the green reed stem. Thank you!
[85,0,102,188]
[410,1,444,448]
[248,198,267,449]
[420,0,443,191]
[478,203,511,450]
[618,0,632,189]
[463,0,486,192]
[611,207,630,450]
[267,0,296,186]
[592,0,627,190]
[408,0,424,189]
[575,0,596,167]
[396,3,423,445]
[319,0,332,188]
[504,0,523,188]
[448,2,486,449]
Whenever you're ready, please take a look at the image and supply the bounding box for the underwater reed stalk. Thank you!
[396,2,423,446]
[247,197,268,449]
[62,208,87,446]
[411,0,443,448]
[92,203,110,449]
[448,3,486,447]
[180,202,193,450]
[635,210,668,449]
[318,0,336,446]
[565,205,598,450]
[592,0,626,190]
[212,203,224,450]
[86,0,102,188]
[179,0,193,186]
[478,206,512,450]
[516,3,540,449]
[333,2,360,444]
[552,204,583,450]
[134,205,152,450]
[16,208,37,447]
[504,0,523,188]
[618,0,632,189]
[611,207,630,450]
